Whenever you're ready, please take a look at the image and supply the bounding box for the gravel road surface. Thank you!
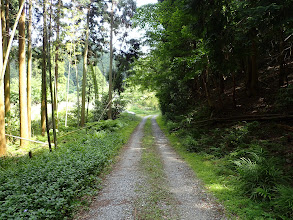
[76,116,226,220]
[151,117,226,220]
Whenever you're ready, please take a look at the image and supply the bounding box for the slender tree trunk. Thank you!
[74,45,80,120]
[2,0,9,117]
[27,0,32,138]
[107,1,114,120]
[0,4,6,156]
[86,85,90,123]
[54,0,61,113]
[90,64,98,101]
[202,70,213,108]
[48,1,57,148]
[41,0,47,136]
[19,0,28,147]
[65,46,72,127]
[42,0,52,151]
[81,9,89,127]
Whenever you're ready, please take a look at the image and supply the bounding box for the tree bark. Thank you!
[3,0,9,117]
[42,0,52,151]
[246,34,258,97]
[108,1,114,120]
[19,0,28,147]
[65,45,72,127]
[41,0,47,136]
[0,4,6,156]
[27,0,32,138]
[74,44,80,120]
[54,0,61,113]
[48,1,57,148]
[81,8,89,127]
[90,64,98,101]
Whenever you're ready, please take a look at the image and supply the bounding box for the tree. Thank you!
[27,0,32,138]
[41,0,47,136]
[0,2,5,155]
[19,0,28,147]
[107,0,136,119]
[65,42,72,127]
[41,0,51,151]
[54,0,61,113]
[3,0,10,117]
[107,0,114,119]
[81,6,90,127]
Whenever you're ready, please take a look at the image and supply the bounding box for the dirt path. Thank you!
[76,116,226,220]
[151,117,226,220]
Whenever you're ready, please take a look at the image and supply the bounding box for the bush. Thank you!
[273,185,293,219]
[276,85,293,109]
[0,115,140,219]
[94,93,128,121]
[234,148,284,201]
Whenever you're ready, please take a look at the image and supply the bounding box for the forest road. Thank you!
[76,116,226,220]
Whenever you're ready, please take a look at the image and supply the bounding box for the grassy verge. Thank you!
[156,116,293,220]
[0,113,141,219]
[127,105,161,117]
[135,119,177,220]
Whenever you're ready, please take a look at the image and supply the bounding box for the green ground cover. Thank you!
[156,116,293,220]
[0,113,141,219]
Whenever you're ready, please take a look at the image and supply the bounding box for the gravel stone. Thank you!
[76,117,148,220]
[151,117,227,220]
[76,116,227,220]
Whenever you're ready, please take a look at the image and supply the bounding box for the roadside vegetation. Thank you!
[157,115,293,219]
[0,113,140,219]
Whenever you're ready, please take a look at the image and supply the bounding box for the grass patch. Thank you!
[156,116,293,220]
[135,119,177,220]
[0,113,141,219]
[127,105,161,117]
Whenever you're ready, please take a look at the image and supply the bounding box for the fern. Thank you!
[234,148,284,201]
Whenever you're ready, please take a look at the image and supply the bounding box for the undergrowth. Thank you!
[157,116,293,219]
[0,113,140,219]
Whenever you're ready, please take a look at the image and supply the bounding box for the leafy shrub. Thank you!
[273,185,293,219]
[94,93,128,121]
[0,115,140,219]
[234,148,284,201]
[276,85,293,109]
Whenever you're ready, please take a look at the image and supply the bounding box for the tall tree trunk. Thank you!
[27,0,32,138]
[90,64,98,101]
[74,45,80,120]
[3,0,9,117]
[48,1,57,148]
[81,9,89,127]
[107,1,114,120]
[246,34,258,97]
[202,70,213,108]
[19,0,28,147]
[86,85,90,123]
[54,0,61,113]
[0,4,6,156]
[42,0,52,151]
[41,0,47,136]
[65,46,72,127]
